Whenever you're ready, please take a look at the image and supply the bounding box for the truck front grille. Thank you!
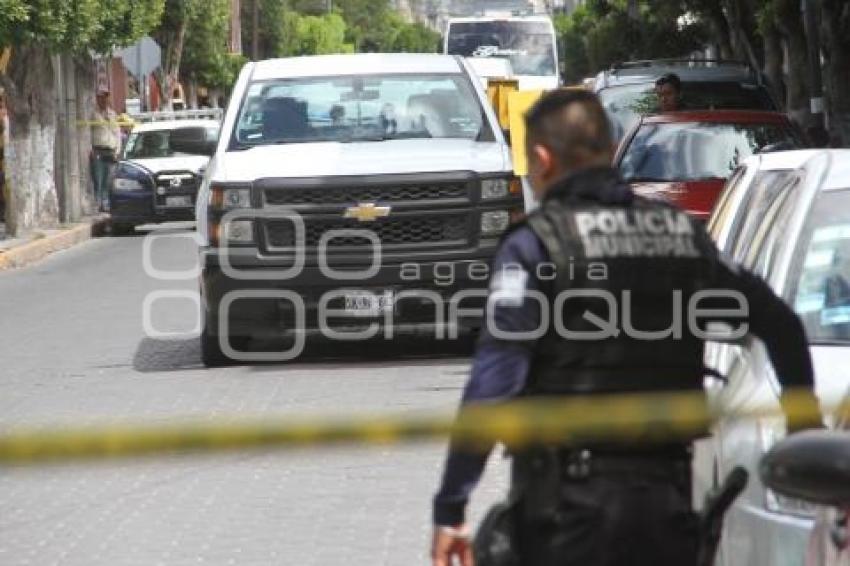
[265,214,469,249]
[264,183,469,206]
[153,171,199,207]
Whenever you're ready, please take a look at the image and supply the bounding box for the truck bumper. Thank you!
[200,256,494,341]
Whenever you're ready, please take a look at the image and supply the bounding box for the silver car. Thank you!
[695,149,850,566]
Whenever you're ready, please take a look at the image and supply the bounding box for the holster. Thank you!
[511,446,568,522]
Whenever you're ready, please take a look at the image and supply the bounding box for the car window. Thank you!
[598,80,776,141]
[730,171,799,261]
[619,122,798,184]
[124,126,219,159]
[233,74,487,146]
[746,181,799,277]
[708,165,747,243]
[787,189,850,344]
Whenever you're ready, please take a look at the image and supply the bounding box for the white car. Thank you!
[110,118,219,234]
[190,53,519,366]
[696,149,850,566]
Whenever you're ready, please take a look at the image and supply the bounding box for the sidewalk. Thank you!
[0,215,109,270]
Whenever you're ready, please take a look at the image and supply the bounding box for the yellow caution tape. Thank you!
[76,119,136,128]
[0,388,830,466]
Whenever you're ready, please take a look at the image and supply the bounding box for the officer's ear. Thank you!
[530,143,554,177]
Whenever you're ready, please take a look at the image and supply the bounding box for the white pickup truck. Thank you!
[188,53,521,365]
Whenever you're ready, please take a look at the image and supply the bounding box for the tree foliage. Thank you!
[240,0,440,59]
[0,0,164,52]
[180,0,246,89]
[555,0,708,85]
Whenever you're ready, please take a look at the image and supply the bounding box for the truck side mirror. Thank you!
[760,430,850,506]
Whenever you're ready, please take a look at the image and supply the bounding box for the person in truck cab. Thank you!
[655,72,683,113]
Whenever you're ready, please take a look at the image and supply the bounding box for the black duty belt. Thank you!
[560,448,691,481]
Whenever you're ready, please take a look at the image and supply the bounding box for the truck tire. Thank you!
[110,221,136,236]
[200,328,249,367]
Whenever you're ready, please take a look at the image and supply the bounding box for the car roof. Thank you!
[447,15,553,23]
[596,61,760,89]
[740,149,823,172]
[132,119,220,133]
[737,149,850,192]
[251,53,463,80]
[640,110,791,125]
[821,149,850,190]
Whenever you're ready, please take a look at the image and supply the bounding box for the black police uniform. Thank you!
[433,166,816,566]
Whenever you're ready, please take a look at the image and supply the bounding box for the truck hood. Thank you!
[213,139,508,181]
[630,179,726,220]
[128,155,210,174]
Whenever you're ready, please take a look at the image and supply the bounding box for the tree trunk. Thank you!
[821,0,850,145]
[702,0,734,59]
[1,46,60,236]
[74,55,97,214]
[159,20,189,111]
[761,12,786,109]
[774,0,812,125]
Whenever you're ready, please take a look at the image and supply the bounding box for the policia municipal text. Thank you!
[430,90,818,566]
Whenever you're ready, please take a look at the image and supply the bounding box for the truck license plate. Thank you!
[165,196,192,207]
[343,291,394,316]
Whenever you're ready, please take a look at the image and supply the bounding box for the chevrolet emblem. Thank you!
[343,203,391,222]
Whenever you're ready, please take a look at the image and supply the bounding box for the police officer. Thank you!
[430,89,817,566]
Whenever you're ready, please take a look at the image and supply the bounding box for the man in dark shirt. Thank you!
[655,72,683,112]
[430,89,816,566]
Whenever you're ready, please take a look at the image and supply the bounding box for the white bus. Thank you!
[444,15,560,90]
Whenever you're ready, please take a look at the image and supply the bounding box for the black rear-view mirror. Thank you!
[760,430,850,506]
[170,127,219,156]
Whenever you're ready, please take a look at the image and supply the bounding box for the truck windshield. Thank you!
[233,74,487,146]
[619,121,798,182]
[446,20,556,77]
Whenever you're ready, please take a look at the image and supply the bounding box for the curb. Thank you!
[0,216,110,271]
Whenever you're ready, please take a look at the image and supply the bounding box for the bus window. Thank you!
[445,19,557,80]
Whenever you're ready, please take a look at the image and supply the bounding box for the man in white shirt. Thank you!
[90,88,120,211]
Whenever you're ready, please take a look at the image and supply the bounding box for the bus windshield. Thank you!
[446,20,556,77]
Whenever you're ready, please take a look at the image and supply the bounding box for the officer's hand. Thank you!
[431,524,473,566]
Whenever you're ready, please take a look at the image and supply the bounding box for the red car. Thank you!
[614,110,804,220]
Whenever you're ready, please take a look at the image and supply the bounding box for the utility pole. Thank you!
[802,0,826,135]
[252,0,259,61]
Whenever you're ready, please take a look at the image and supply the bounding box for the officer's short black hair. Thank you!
[655,73,682,92]
[524,89,612,169]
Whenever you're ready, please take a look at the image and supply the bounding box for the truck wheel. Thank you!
[200,329,250,367]
[110,222,136,236]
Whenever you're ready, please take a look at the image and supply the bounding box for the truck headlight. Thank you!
[481,177,522,200]
[211,186,251,209]
[481,210,510,235]
[112,162,151,191]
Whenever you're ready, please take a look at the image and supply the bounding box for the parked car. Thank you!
[614,110,804,220]
[189,53,521,366]
[109,118,219,234]
[696,149,850,566]
[594,59,779,141]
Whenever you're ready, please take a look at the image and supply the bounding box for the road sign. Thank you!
[118,36,162,79]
